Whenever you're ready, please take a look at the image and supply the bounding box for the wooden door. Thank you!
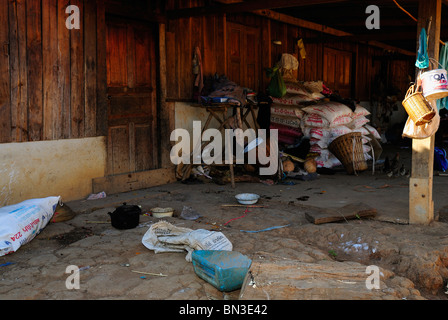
[323,47,352,98]
[226,22,260,91]
[106,18,158,175]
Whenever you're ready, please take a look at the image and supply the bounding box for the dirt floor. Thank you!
[1,146,448,301]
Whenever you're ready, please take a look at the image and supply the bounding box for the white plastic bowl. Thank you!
[235,193,260,205]
[151,207,174,218]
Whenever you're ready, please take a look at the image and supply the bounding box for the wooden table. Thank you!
[180,103,259,187]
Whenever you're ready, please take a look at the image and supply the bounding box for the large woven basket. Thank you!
[329,132,368,175]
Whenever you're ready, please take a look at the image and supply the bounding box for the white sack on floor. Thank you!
[0,196,60,256]
[142,220,233,262]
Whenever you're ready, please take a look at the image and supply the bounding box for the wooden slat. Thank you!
[134,123,152,170]
[70,0,85,138]
[26,0,43,141]
[42,0,58,140]
[105,1,166,23]
[9,0,28,142]
[96,0,108,136]
[149,23,159,169]
[158,23,174,168]
[215,14,227,75]
[304,203,377,225]
[0,2,11,143]
[84,0,97,137]
[108,126,130,175]
[58,0,71,139]
[260,18,271,89]
[165,22,178,99]
[92,167,177,195]
[253,9,415,56]
[167,0,347,19]
[178,17,192,99]
[202,16,216,77]
[126,23,135,89]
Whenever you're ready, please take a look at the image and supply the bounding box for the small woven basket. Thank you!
[402,84,435,126]
[329,132,368,175]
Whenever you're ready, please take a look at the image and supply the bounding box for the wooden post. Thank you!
[409,0,442,224]
[158,23,175,168]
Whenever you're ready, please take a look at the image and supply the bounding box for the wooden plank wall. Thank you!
[165,0,228,101]
[0,0,99,143]
[0,0,413,143]
[165,2,413,102]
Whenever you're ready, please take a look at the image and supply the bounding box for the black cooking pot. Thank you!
[108,202,141,230]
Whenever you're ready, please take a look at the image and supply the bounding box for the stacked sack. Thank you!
[301,102,381,169]
[270,81,325,145]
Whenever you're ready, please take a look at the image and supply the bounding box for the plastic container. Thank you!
[192,250,252,292]
[421,68,448,100]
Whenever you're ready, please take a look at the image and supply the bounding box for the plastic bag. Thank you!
[0,196,60,256]
[266,66,286,98]
[402,100,440,139]
[141,221,233,262]
[434,147,448,172]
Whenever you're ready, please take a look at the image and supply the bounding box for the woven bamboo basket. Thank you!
[402,84,435,126]
[329,132,368,175]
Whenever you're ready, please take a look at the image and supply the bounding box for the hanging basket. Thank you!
[329,132,367,175]
[402,84,435,126]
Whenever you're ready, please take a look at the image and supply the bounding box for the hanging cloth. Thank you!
[297,39,306,60]
[415,28,429,69]
[437,43,448,111]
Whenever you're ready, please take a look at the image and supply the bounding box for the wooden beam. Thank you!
[409,0,442,225]
[92,167,177,195]
[106,2,166,23]
[254,9,415,56]
[96,0,108,137]
[158,23,175,168]
[0,2,11,143]
[254,9,351,37]
[304,32,419,44]
[167,0,347,19]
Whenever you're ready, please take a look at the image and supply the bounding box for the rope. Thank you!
[223,207,250,226]
[352,137,358,176]
[392,0,417,22]
[392,0,445,46]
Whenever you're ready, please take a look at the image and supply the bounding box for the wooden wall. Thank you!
[0,0,104,144]
[0,0,414,144]
[164,2,414,103]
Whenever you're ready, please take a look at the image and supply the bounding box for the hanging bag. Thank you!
[402,97,440,139]
[266,65,287,98]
